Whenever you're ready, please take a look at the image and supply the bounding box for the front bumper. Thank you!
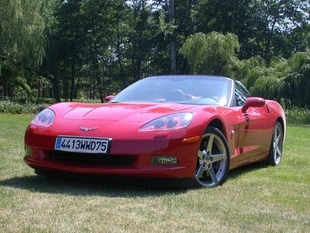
[24,138,199,180]
[24,124,201,182]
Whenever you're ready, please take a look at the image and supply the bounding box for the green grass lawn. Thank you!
[0,114,309,233]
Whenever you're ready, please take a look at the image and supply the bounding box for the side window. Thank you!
[235,81,250,106]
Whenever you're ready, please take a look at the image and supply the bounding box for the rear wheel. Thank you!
[267,121,284,166]
[194,126,230,188]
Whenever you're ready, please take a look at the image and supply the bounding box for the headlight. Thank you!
[31,108,55,127]
[140,112,193,131]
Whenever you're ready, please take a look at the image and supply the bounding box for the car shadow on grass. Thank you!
[0,174,190,197]
[227,161,269,180]
[0,162,270,196]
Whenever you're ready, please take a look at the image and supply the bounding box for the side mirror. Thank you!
[104,95,115,102]
[242,97,265,113]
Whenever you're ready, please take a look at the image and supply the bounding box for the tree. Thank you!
[259,0,310,65]
[40,0,62,102]
[279,52,310,107]
[0,0,46,98]
[80,0,121,102]
[0,0,45,68]
[179,32,240,76]
[195,0,310,64]
[126,0,155,82]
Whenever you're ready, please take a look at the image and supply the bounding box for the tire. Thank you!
[267,121,284,166]
[194,126,230,188]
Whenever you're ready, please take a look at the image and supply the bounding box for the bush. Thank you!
[0,100,46,114]
[286,107,310,125]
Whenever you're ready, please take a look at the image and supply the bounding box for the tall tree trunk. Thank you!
[70,60,75,101]
[96,75,104,103]
[168,0,176,74]
[48,74,61,103]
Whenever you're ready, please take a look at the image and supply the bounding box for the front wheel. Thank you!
[267,121,284,166]
[194,126,230,188]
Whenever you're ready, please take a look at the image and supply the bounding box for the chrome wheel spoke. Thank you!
[275,134,281,144]
[210,153,226,163]
[206,134,214,153]
[206,166,218,184]
[274,127,282,157]
[275,146,282,157]
[195,162,205,179]
[197,150,205,160]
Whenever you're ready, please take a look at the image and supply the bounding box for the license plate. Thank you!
[54,136,111,154]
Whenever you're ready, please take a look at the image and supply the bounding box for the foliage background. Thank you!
[0,0,309,107]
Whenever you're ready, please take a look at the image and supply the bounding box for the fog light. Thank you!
[151,155,178,166]
[25,146,31,156]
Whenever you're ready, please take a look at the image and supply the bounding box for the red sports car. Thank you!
[24,75,286,188]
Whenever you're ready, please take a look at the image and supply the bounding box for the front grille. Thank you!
[49,151,135,166]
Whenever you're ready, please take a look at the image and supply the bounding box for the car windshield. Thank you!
[111,75,234,106]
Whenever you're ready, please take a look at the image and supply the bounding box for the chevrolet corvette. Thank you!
[24,75,286,188]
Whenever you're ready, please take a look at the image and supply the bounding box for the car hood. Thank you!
[53,102,206,122]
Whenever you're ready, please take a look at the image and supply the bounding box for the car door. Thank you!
[233,81,273,165]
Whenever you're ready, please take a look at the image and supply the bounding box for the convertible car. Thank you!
[24,75,286,188]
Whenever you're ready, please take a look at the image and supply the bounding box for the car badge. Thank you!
[80,126,98,132]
